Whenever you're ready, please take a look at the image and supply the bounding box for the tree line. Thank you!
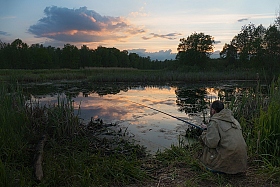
[0,40,172,70]
[0,13,279,73]
[176,15,280,73]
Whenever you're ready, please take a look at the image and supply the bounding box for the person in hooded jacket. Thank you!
[200,100,247,174]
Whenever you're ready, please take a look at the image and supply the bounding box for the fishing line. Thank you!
[128,100,203,130]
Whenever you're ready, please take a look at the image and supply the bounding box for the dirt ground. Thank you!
[127,164,278,187]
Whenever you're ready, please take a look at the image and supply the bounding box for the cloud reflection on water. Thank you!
[29,81,256,153]
[70,86,195,153]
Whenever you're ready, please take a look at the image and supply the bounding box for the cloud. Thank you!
[236,13,274,23]
[237,18,249,22]
[128,49,176,61]
[0,31,10,36]
[142,32,182,40]
[129,11,148,17]
[28,6,145,43]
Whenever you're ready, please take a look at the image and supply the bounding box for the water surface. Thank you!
[27,81,257,153]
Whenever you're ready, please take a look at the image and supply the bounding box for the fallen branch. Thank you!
[33,135,47,182]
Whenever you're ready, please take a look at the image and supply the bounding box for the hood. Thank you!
[211,109,240,129]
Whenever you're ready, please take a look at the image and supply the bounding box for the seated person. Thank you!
[200,100,247,174]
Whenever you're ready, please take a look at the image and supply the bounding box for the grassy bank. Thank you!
[1,76,280,186]
[0,68,262,83]
[0,84,148,186]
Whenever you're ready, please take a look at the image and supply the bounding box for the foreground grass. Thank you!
[1,76,280,186]
[231,77,280,166]
[138,143,279,187]
[0,84,148,187]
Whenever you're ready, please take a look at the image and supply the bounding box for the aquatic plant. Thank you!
[255,77,280,166]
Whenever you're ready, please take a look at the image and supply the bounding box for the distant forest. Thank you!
[0,16,279,74]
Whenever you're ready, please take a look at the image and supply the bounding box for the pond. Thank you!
[24,80,258,154]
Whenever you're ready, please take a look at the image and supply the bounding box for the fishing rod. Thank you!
[129,100,203,130]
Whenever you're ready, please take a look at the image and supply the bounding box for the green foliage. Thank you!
[0,83,148,186]
[230,76,280,169]
[1,77,280,186]
[176,32,214,66]
[0,84,33,186]
[41,138,147,186]
[221,22,280,72]
[155,140,202,172]
[61,44,80,69]
[0,40,160,70]
[0,68,263,84]
[255,78,280,166]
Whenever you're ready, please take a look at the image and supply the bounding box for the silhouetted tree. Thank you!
[176,32,214,66]
[230,23,266,67]
[61,44,80,69]
[28,44,54,69]
[80,45,92,68]
[220,43,237,65]
[0,40,9,68]
[119,50,130,67]
[264,25,280,72]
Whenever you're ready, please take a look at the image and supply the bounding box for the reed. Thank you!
[1,73,279,186]
[0,82,148,186]
[0,68,262,83]
[0,83,32,187]
[228,76,280,183]
[255,77,280,166]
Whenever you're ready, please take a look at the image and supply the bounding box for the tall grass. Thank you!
[229,76,280,182]
[0,83,148,186]
[1,73,280,185]
[0,83,32,187]
[25,96,80,140]
[0,68,262,83]
[255,77,280,166]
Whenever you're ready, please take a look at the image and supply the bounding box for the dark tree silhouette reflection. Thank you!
[175,87,207,114]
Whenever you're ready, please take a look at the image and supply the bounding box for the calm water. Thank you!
[26,81,257,153]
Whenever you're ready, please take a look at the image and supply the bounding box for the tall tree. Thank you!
[119,50,130,67]
[29,44,46,69]
[10,39,29,69]
[264,25,280,56]
[80,45,92,68]
[0,40,9,68]
[230,23,266,64]
[264,25,280,72]
[220,43,238,64]
[176,32,214,66]
[61,44,80,69]
[275,9,280,30]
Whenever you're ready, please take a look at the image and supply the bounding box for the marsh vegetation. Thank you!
[0,68,262,84]
[0,70,279,186]
[0,14,279,186]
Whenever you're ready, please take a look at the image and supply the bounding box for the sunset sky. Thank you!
[0,0,279,60]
